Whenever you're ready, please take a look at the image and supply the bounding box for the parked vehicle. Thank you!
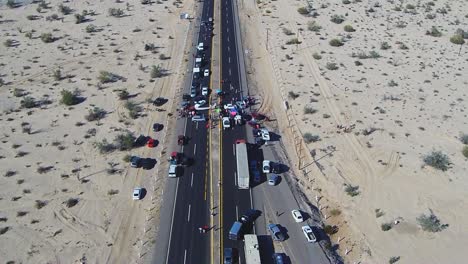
[133,188,143,200]
[197,42,204,51]
[146,138,156,148]
[130,156,142,168]
[240,209,260,224]
[302,225,317,242]
[222,117,231,129]
[202,86,209,96]
[153,97,166,106]
[229,221,243,240]
[291,210,304,223]
[236,140,249,189]
[204,69,210,77]
[244,235,261,264]
[262,160,271,173]
[192,115,206,122]
[268,224,285,241]
[177,135,186,145]
[272,253,286,264]
[260,129,270,141]
[153,123,163,132]
[168,164,178,178]
[268,174,279,186]
[224,248,237,264]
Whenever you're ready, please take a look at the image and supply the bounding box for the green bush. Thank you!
[286,38,301,45]
[118,89,129,100]
[150,65,163,78]
[329,38,344,47]
[20,96,37,108]
[344,184,360,196]
[114,131,136,151]
[406,4,415,9]
[7,0,17,8]
[123,154,132,162]
[282,28,294,35]
[94,139,115,153]
[40,33,54,43]
[344,25,355,32]
[423,151,450,171]
[380,42,391,50]
[125,101,141,119]
[325,62,338,70]
[85,107,106,121]
[98,71,118,83]
[307,21,321,32]
[330,14,345,24]
[288,91,300,99]
[303,133,320,143]
[426,26,442,37]
[108,8,125,17]
[369,50,381,58]
[58,4,72,15]
[323,225,338,235]
[462,146,468,158]
[35,200,48,209]
[450,34,465,45]
[53,69,62,81]
[303,106,318,114]
[389,256,400,264]
[86,24,98,33]
[4,39,14,47]
[65,198,79,208]
[312,52,322,59]
[416,211,447,232]
[297,7,309,15]
[60,90,80,106]
[75,13,86,24]
[381,223,392,231]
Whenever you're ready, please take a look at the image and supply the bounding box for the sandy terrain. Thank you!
[0,0,193,263]
[238,0,468,263]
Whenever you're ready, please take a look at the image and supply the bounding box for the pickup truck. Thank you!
[301,225,317,242]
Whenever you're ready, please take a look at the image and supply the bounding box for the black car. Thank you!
[240,209,260,223]
[130,156,142,168]
[153,97,166,106]
[152,123,163,132]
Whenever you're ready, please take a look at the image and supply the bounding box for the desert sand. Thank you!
[0,0,193,263]
[238,0,468,263]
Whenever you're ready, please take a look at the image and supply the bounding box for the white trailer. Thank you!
[235,139,249,189]
[244,234,261,264]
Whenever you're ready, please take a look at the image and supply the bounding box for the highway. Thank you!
[151,0,214,263]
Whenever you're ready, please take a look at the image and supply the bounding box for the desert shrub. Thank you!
[46,14,60,21]
[114,131,136,151]
[423,151,450,171]
[4,39,14,47]
[344,25,355,32]
[323,225,338,235]
[58,4,72,15]
[375,208,384,218]
[75,13,86,24]
[37,166,52,174]
[94,139,115,153]
[0,227,10,235]
[303,133,320,143]
[303,106,318,114]
[86,24,98,33]
[123,154,132,162]
[125,101,141,119]
[388,80,398,87]
[344,184,360,196]
[118,89,129,100]
[426,26,442,37]
[330,208,341,216]
[381,223,392,231]
[4,170,17,177]
[108,189,119,195]
[462,146,468,158]
[380,42,391,50]
[307,21,321,32]
[17,211,28,217]
[65,198,79,208]
[0,217,7,222]
[450,34,465,45]
[150,65,163,78]
[329,38,343,47]
[40,33,54,43]
[342,0,351,4]
[297,7,309,15]
[330,14,345,24]
[53,69,62,81]
[286,38,301,45]
[25,31,33,39]
[369,50,380,58]
[312,52,322,59]
[108,8,125,17]
[20,96,37,108]
[416,211,447,232]
[98,71,118,83]
[322,113,331,118]
[325,62,338,70]
[35,200,48,209]
[85,107,106,121]
[60,89,80,106]
[282,28,294,35]
[7,0,17,8]
[389,256,400,264]
[159,54,170,60]
[406,4,415,9]
[288,91,300,99]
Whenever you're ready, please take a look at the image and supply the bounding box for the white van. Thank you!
[192,115,206,122]
[197,43,204,51]
[168,164,178,177]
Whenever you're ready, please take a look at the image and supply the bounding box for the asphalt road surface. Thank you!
[151,0,214,263]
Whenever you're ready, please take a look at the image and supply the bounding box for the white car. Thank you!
[202,87,209,96]
[223,103,236,110]
[262,160,270,173]
[132,188,143,200]
[204,69,210,77]
[222,117,230,129]
[302,225,317,242]
[291,210,304,223]
[261,129,270,141]
[197,42,204,51]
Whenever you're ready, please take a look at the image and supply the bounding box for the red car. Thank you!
[147,138,155,148]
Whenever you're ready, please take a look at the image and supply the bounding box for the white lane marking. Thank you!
[194,143,197,155]
[188,204,191,222]
[228,57,231,63]
[191,172,194,187]
[227,37,230,42]
[236,205,239,220]
[196,122,199,130]
[234,172,237,186]
[229,68,232,76]
[165,177,180,264]
[250,188,256,234]
[184,250,187,264]
[233,144,235,156]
